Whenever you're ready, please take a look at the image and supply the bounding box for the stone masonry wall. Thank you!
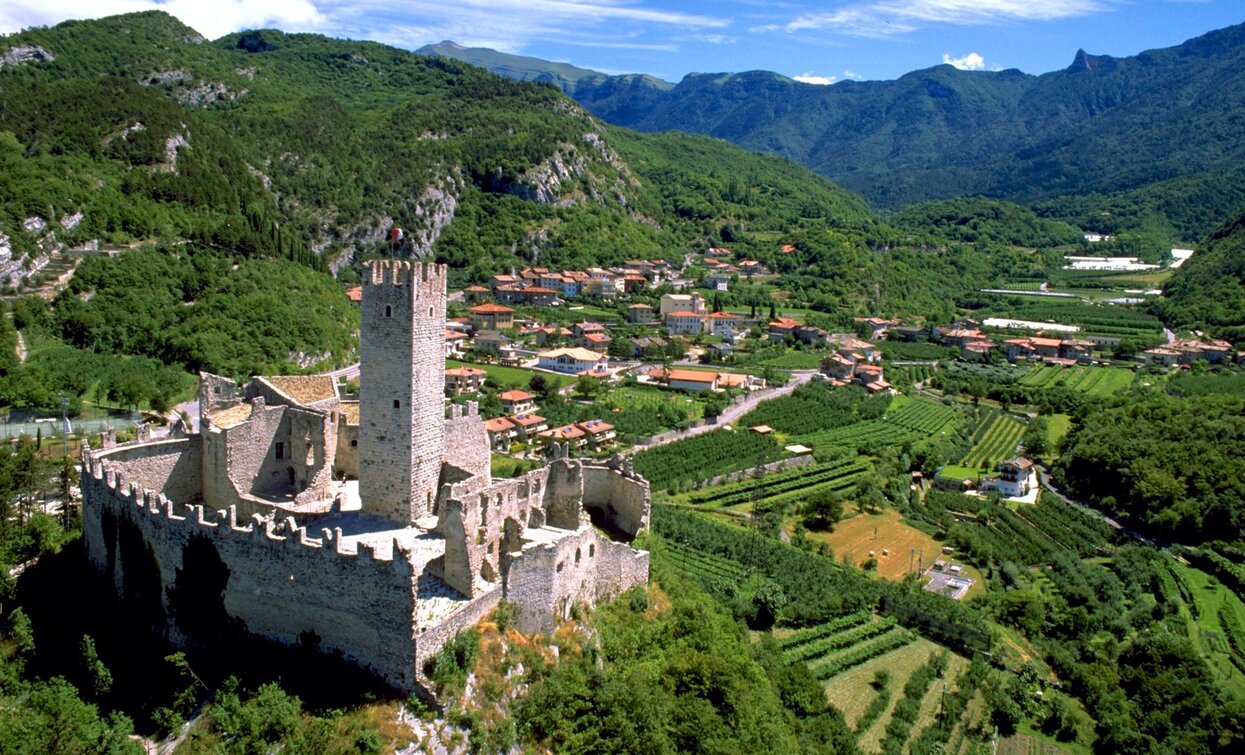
[581,465,650,538]
[198,373,239,419]
[437,466,554,597]
[359,261,447,524]
[443,403,490,483]
[82,449,421,691]
[505,527,648,634]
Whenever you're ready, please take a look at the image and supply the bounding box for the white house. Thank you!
[537,347,608,374]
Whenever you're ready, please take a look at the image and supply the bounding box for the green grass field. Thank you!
[446,359,572,390]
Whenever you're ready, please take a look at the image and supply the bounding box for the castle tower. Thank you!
[358,260,447,524]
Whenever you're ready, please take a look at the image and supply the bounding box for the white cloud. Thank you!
[794,72,835,85]
[843,70,862,79]
[942,51,984,70]
[755,0,1109,38]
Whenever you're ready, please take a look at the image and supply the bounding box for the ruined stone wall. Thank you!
[82,451,421,691]
[505,527,647,634]
[199,373,239,420]
[581,465,650,538]
[334,423,359,479]
[413,585,501,683]
[359,261,447,524]
[437,466,554,597]
[443,404,489,483]
[286,406,334,504]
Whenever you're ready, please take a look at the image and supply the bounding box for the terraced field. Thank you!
[1018,365,1135,396]
[778,613,917,683]
[962,411,1025,468]
[686,458,870,509]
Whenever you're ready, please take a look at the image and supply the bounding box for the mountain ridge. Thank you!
[422,22,1245,231]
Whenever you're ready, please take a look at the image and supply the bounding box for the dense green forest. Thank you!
[1055,393,1245,542]
[1157,207,1245,343]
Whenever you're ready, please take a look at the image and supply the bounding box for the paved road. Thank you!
[622,370,817,453]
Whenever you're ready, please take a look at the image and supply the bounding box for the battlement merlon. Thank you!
[82,450,415,572]
[363,260,448,288]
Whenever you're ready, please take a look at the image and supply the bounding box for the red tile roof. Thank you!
[666,369,718,383]
[498,390,535,401]
[469,303,514,314]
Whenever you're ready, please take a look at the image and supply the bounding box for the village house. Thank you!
[665,310,705,335]
[938,327,988,347]
[538,423,587,452]
[444,366,486,395]
[834,336,879,362]
[577,419,617,450]
[621,274,648,294]
[488,273,518,291]
[1144,338,1236,366]
[346,285,363,305]
[659,292,706,317]
[462,285,491,304]
[794,325,830,347]
[821,353,857,381]
[537,347,608,374]
[738,260,768,277]
[855,317,900,341]
[984,458,1035,498]
[628,303,656,324]
[768,317,800,343]
[483,416,516,452]
[666,368,719,392]
[498,389,537,415]
[706,311,746,337]
[706,341,734,360]
[469,303,515,331]
[508,412,549,443]
[705,272,732,291]
[444,329,468,357]
[854,364,890,393]
[630,336,668,358]
[471,330,513,358]
[892,325,928,342]
[960,340,997,361]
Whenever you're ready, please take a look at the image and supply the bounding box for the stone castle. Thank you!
[81,260,650,692]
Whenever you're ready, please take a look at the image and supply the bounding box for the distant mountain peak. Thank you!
[1067,48,1118,73]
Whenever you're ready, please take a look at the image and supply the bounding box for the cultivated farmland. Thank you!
[1018,365,1135,396]
[962,410,1025,468]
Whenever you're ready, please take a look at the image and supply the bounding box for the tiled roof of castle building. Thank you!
[339,402,360,425]
[264,376,337,405]
[208,403,253,429]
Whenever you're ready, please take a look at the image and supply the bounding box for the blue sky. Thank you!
[2,1,1243,83]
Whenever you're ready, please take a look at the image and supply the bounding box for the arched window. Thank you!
[384,304,392,317]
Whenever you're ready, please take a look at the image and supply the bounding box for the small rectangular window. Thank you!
[275,442,285,459]
[350,439,358,447]
[393,399,401,409]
